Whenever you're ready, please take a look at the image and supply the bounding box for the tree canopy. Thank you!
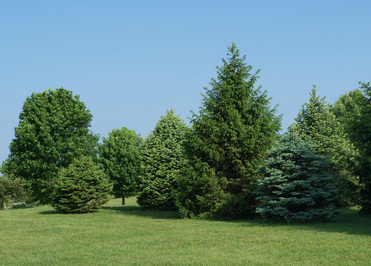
[2,88,99,203]
[99,127,142,205]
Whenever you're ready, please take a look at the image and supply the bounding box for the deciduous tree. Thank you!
[99,127,142,205]
[2,88,99,203]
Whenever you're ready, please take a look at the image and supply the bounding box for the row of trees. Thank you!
[1,43,370,220]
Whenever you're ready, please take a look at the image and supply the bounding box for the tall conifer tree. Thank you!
[177,43,281,219]
[294,86,358,206]
[137,109,187,209]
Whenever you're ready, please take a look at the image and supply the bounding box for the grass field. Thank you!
[1,198,370,265]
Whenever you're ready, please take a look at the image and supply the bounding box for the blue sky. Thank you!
[1,1,370,163]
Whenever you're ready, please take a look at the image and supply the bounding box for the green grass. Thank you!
[1,198,370,265]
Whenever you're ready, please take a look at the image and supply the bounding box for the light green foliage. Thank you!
[2,88,99,204]
[294,86,358,206]
[51,156,112,213]
[177,43,281,219]
[99,127,142,205]
[337,82,371,213]
[137,109,187,209]
[255,132,339,222]
[0,174,27,210]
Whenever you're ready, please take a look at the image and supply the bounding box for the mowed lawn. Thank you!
[1,198,370,265]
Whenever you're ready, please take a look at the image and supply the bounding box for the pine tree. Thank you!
[137,109,187,209]
[255,132,339,222]
[177,43,281,219]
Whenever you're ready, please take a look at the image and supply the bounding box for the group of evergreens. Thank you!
[1,43,370,221]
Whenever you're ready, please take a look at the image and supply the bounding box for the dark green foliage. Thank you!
[293,86,358,207]
[2,88,99,204]
[0,174,28,210]
[99,127,142,205]
[255,132,339,222]
[51,156,112,213]
[137,109,187,209]
[177,43,281,219]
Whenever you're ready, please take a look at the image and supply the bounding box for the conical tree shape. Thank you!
[255,132,339,222]
[177,43,281,219]
[137,109,187,209]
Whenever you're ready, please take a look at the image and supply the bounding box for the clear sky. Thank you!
[1,0,370,163]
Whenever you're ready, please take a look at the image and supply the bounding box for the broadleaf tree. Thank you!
[177,43,281,219]
[2,88,99,204]
[137,109,187,210]
[99,127,142,205]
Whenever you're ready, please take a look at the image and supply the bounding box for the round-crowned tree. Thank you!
[51,156,112,213]
[99,127,142,206]
[137,109,187,210]
[2,88,99,204]
[255,131,339,222]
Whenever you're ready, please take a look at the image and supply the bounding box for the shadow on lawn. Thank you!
[101,205,180,220]
[232,208,371,237]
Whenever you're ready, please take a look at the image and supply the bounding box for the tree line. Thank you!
[1,43,370,222]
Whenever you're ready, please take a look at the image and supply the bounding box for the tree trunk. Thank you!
[122,197,125,206]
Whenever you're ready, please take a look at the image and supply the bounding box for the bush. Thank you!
[0,174,28,210]
[51,157,112,213]
[255,132,339,222]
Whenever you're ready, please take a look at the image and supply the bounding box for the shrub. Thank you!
[51,157,112,213]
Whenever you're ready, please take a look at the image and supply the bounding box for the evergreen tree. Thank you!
[51,156,112,214]
[99,127,142,205]
[255,132,339,222]
[294,86,358,206]
[177,43,281,219]
[2,88,99,204]
[137,109,187,209]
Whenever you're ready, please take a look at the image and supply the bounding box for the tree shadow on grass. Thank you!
[101,205,180,220]
[232,208,371,237]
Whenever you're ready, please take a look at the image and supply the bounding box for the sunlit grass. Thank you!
[1,198,370,265]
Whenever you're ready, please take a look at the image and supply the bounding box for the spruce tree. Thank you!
[51,156,112,214]
[137,109,187,209]
[255,132,339,222]
[294,86,358,206]
[177,43,281,219]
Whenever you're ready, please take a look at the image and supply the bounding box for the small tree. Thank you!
[255,132,339,222]
[177,43,281,219]
[0,174,27,210]
[99,127,142,205]
[137,109,187,209]
[51,156,112,213]
[2,88,99,204]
